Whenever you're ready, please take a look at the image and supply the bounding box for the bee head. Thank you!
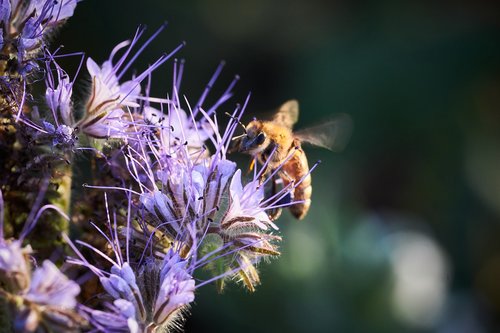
[239,120,268,154]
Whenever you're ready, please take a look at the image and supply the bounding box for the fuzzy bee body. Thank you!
[242,117,312,219]
[235,100,351,220]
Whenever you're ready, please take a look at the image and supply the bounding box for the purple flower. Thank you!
[82,300,139,333]
[77,26,183,139]
[78,46,139,138]
[153,250,195,326]
[0,241,84,332]
[120,81,293,293]
[7,52,78,147]
[25,260,80,308]
[1,0,79,70]
[223,169,277,231]
[24,0,78,25]
[67,225,196,331]
[99,262,146,322]
[213,168,283,292]
[0,240,31,292]
[139,156,237,242]
[85,55,141,112]
[144,105,213,155]
[0,0,79,123]
[80,107,129,139]
[45,60,74,127]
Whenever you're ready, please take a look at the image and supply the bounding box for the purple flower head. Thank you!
[81,300,139,333]
[77,25,184,139]
[9,52,80,148]
[0,239,32,292]
[153,249,195,327]
[45,57,74,127]
[144,105,213,156]
[0,238,83,331]
[65,222,147,331]
[138,156,237,242]
[223,169,277,230]
[60,32,310,331]
[85,253,195,332]
[0,188,85,331]
[99,262,146,322]
[25,260,80,308]
[1,0,79,75]
[65,210,196,332]
[24,0,78,26]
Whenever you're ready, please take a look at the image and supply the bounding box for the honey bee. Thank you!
[234,100,351,220]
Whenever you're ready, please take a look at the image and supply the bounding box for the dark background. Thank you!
[59,1,500,332]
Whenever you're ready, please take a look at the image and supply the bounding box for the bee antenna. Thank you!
[225,112,247,134]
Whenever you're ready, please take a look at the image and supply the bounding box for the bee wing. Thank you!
[294,114,352,151]
[272,99,299,129]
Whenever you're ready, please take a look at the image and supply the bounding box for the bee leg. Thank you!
[247,158,256,175]
[267,174,283,221]
[280,170,294,184]
[268,206,282,221]
[259,165,273,185]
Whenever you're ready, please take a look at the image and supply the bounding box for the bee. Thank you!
[233,100,351,220]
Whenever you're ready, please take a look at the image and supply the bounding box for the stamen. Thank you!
[82,184,141,196]
[194,61,225,114]
[117,22,168,81]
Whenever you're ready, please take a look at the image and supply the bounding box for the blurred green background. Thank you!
[59,1,500,332]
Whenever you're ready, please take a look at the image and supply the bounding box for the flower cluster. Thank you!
[0,1,309,332]
[0,0,77,114]
[0,192,84,332]
[0,0,77,71]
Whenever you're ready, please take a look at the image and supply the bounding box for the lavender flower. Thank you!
[138,157,237,241]
[223,169,278,230]
[78,26,183,139]
[0,239,31,292]
[81,300,139,333]
[154,250,195,326]
[7,53,80,150]
[144,105,213,155]
[99,262,146,320]
[15,260,83,332]
[45,57,74,127]
[66,215,196,332]
[0,191,84,332]
[0,0,78,76]
[25,260,80,308]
